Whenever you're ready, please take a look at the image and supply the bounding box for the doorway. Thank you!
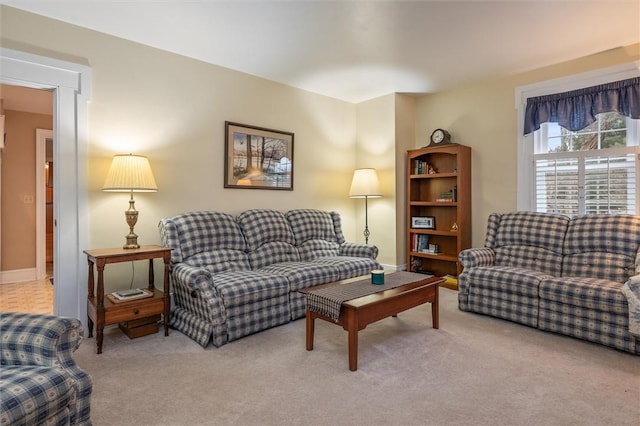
[1,47,91,323]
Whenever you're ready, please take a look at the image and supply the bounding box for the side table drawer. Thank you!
[105,298,164,324]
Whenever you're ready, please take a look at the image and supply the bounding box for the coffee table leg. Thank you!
[347,311,358,371]
[306,309,315,351]
[432,285,439,329]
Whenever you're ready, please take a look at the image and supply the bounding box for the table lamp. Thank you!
[349,168,381,244]
[103,153,158,249]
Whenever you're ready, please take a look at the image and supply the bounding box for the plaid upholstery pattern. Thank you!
[247,241,300,270]
[339,242,379,259]
[237,209,296,251]
[539,300,639,353]
[466,266,548,326]
[297,239,341,262]
[493,212,568,276]
[258,262,340,291]
[493,212,569,253]
[226,304,291,342]
[159,211,247,264]
[483,213,502,248]
[539,277,627,313]
[312,256,381,280]
[212,271,290,308]
[161,209,382,348]
[169,307,222,348]
[494,246,563,277]
[290,292,308,320]
[0,312,92,425]
[286,209,339,245]
[185,249,251,273]
[329,211,347,244]
[562,214,640,283]
[468,293,540,328]
[459,211,640,354]
[458,247,496,310]
[1,365,74,426]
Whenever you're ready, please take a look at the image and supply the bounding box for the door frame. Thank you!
[1,48,91,323]
[36,128,53,280]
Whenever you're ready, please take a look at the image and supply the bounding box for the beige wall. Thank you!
[354,94,397,266]
[415,43,640,248]
[1,6,638,291]
[0,6,370,291]
[0,109,52,270]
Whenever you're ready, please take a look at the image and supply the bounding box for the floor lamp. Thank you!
[103,154,158,249]
[349,168,381,244]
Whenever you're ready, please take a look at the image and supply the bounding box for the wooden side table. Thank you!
[84,245,172,354]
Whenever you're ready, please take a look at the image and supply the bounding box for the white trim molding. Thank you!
[1,48,91,324]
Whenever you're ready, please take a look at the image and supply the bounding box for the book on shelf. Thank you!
[108,288,154,302]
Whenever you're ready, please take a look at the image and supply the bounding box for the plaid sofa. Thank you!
[159,209,380,347]
[0,312,93,426]
[458,212,640,354]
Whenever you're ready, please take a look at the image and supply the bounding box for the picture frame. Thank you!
[411,216,435,229]
[224,121,294,190]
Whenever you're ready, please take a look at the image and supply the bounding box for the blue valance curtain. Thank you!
[524,76,640,135]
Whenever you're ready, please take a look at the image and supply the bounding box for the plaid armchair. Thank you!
[459,212,640,354]
[0,312,92,426]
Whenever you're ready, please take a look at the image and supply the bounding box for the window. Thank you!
[516,63,640,215]
[534,112,638,215]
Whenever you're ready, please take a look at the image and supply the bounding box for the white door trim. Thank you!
[36,128,52,280]
[1,48,91,323]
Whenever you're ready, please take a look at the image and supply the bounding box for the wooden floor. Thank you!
[0,264,54,315]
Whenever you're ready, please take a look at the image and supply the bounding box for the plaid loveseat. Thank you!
[458,212,640,354]
[159,209,380,347]
[0,312,93,426]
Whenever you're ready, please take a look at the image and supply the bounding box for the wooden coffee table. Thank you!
[301,272,444,371]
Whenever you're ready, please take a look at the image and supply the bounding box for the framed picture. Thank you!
[224,121,294,190]
[411,216,435,229]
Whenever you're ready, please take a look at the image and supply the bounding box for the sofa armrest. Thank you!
[459,247,495,270]
[340,242,378,259]
[172,263,217,298]
[0,312,83,368]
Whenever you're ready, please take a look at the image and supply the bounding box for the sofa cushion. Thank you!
[247,241,301,270]
[0,365,75,426]
[184,249,251,273]
[562,214,640,283]
[539,277,627,314]
[212,271,290,308]
[237,209,296,251]
[258,262,340,291]
[159,211,247,264]
[296,239,341,262]
[466,265,551,298]
[312,256,380,280]
[494,246,564,277]
[492,212,569,276]
[286,209,339,245]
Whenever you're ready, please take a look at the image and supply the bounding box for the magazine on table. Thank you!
[110,288,153,301]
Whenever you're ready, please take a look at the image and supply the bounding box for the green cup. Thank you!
[371,269,385,285]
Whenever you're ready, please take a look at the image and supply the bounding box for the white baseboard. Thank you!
[380,263,406,271]
[0,268,37,284]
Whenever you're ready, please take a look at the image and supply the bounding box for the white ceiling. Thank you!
[2,0,639,103]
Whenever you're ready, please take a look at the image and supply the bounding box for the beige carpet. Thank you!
[74,288,640,426]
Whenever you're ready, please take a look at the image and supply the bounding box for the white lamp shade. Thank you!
[349,168,381,198]
[103,154,158,192]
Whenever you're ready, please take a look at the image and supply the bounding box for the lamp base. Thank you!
[123,195,140,249]
[123,232,139,249]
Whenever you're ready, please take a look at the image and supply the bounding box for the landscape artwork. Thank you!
[224,121,294,190]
